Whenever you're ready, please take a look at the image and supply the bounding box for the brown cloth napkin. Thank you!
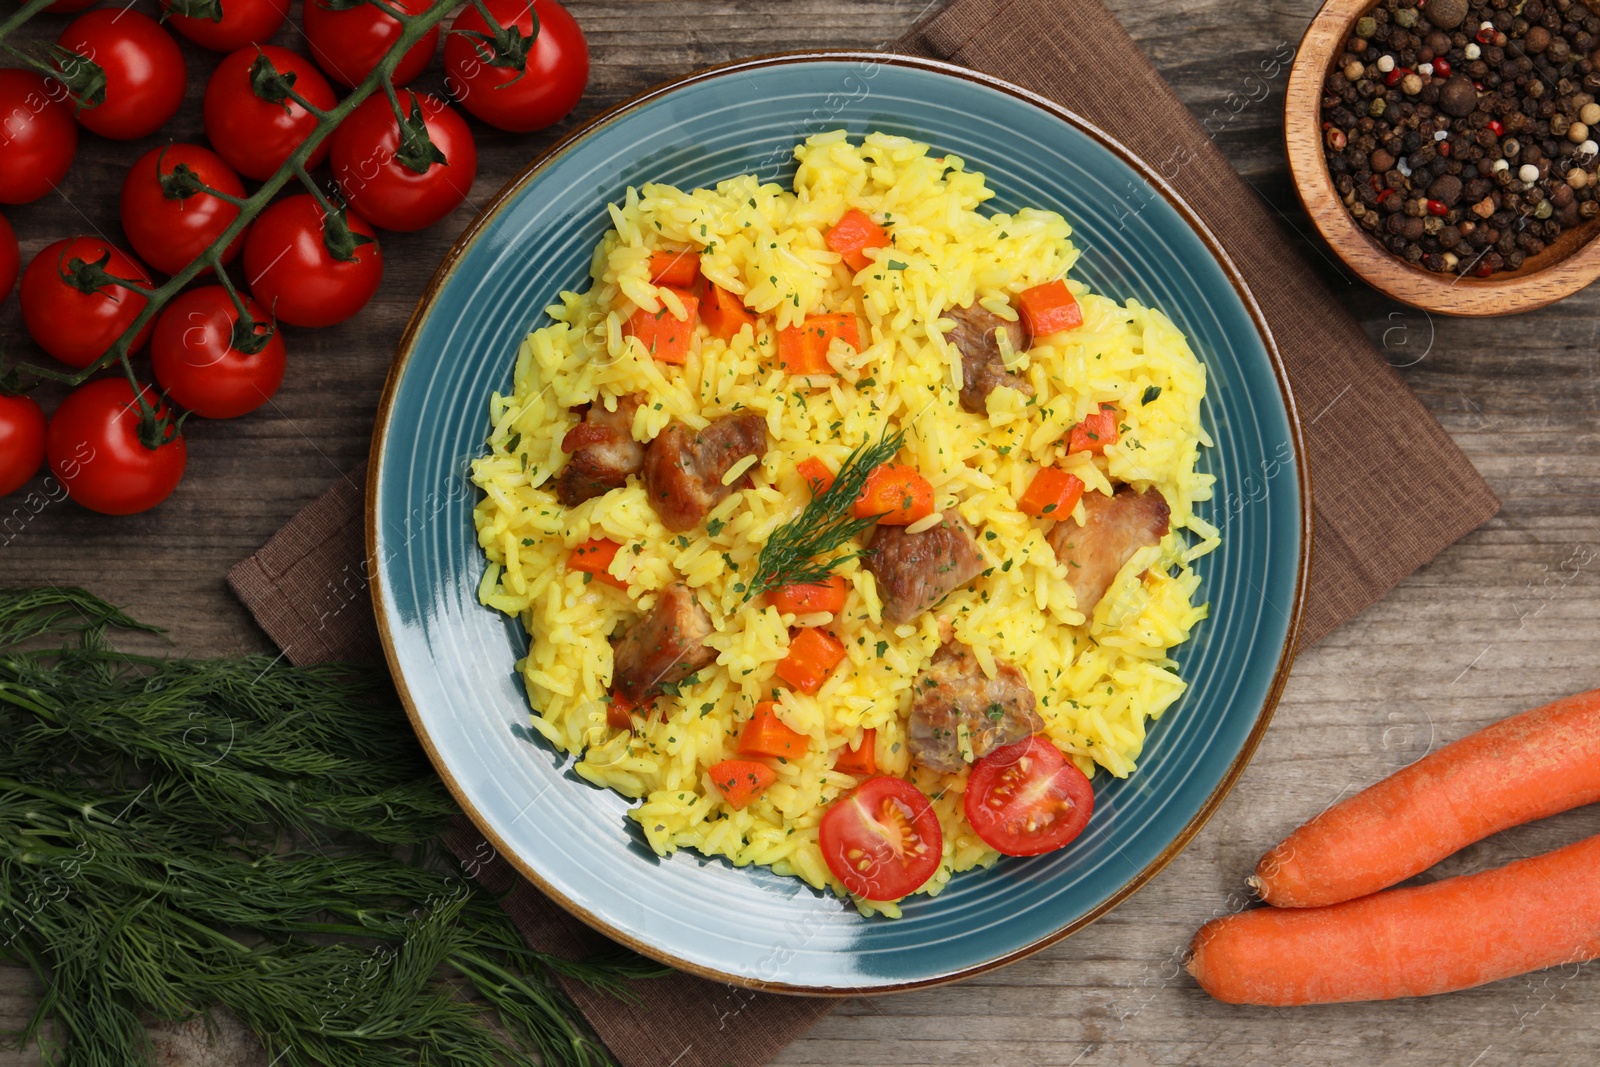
[229,1,1502,1063]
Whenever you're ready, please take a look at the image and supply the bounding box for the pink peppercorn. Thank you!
[1376,188,1396,204]
[1385,67,1411,87]
[1426,199,1448,216]
[1488,119,1505,136]
[1433,58,1452,78]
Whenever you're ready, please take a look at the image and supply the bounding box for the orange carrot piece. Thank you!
[648,247,700,288]
[1066,405,1120,455]
[777,313,859,375]
[833,729,878,776]
[1189,831,1600,1005]
[1018,279,1083,336]
[796,457,835,495]
[709,759,777,809]
[568,538,627,589]
[851,463,934,525]
[701,284,756,342]
[1017,467,1086,519]
[769,574,847,616]
[626,290,699,365]
[824,208,890,272]
[1253,688,1600,908]
[737,701,811,760]
[774,628,847,695]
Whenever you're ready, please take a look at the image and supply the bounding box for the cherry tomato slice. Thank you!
[963,735,1094,857]
[818,776,943,900]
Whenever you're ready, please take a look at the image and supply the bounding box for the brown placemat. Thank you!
[229,2,1502,1064]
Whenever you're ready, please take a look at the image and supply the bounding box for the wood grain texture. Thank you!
[1284,0,1600,316]
[1,1,1598,1065]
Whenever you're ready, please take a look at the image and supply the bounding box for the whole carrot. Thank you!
[1189,832,1600,1005]
[1252,688,1600,908]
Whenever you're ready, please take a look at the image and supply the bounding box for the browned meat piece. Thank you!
[908,640,1042,773]
[945,303,1033,415]
[555,394,646,506]
[611,581,716,704]
[864,509,986,625]
[642,414,767,531]
[1047,486,1171,616]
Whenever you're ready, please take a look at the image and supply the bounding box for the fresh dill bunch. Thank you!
[745,427,906,598]
[0,587,664,1067]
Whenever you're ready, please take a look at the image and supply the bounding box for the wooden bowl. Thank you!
[1285,0,1600,316]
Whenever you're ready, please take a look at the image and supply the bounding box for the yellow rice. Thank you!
[470,131,1218,916]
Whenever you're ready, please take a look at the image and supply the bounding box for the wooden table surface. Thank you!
[3,1,1599,1065]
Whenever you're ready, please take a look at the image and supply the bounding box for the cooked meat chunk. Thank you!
[908,640,1042,773]
[642,414,767,531]
[864,509,985,625]
[945,303,1033,414]
[611,581,716,704]
[555,394,646,506]
[1047,486,1171,616]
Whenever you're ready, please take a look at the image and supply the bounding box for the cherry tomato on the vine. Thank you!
[444,0,589,133]
[0,213,18,304]
[152,286,286,419]
[304,0,440,89]
[818,776,944,900]
[56,9,186,141]
[120,144,248,277]
[203,45,337,181]
[46,379,186,516]
[330,92,477,232]
[0,70,78,206]
[0,395,48,497]
[963,735,1095,857]
[21,238,154,369]
[243,195,383,327]
[161,0,291,53]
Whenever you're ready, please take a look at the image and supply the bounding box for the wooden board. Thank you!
[2,1,1598,1064]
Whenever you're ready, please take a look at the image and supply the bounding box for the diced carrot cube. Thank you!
[825,208,891,273]
[1017,468,1086,519]
[774,628,847,695]
[796,457,835,495]
[626,290,699,365]
[777,313,859,375]
[769,574,847,616]
[709,759,777,809]
[737,701,811,760]
[1018,279,1084,336]
[1066,405,1121,455]
[851,463,934,525]
[701,284,757,342]
[833,728,878,776]
[648,247,700,288]
[568,538,628,588]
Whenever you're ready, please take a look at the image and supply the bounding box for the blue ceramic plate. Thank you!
[368,54,1310,994]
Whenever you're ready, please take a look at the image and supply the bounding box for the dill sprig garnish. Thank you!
[0,587,663,1067]
[745,428,906,599]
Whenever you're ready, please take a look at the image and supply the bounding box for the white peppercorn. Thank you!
[1377,55,1396,73]
[1519,163,1541,183]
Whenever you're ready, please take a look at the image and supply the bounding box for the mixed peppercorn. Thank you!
[1321,0,1600,276]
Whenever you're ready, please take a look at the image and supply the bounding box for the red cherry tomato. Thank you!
[161,0,291,53]
[304,0,439,89]
[119,144,248,277]
[203,46,337,181]
[20,237,154,369]
[46,379,186,515]
[0,394,48,497]
[443,0,589,133]
[0,70,78,205]
[55,9,186,141]
[330,92,478,232]
[243,195,383,327]
[963,735,1095,857]
[818,776,944,900]
[0,212,17,304]
[151,286,287,419]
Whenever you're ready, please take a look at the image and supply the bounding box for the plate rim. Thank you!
[365,49,1314,996]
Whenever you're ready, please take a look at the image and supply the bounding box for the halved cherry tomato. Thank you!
[964,735,1094,857]
[819,776,943,900]
[769,574,847,616]
[737,701,809,760]
[709,759,776,810]
[832,729,878,777]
